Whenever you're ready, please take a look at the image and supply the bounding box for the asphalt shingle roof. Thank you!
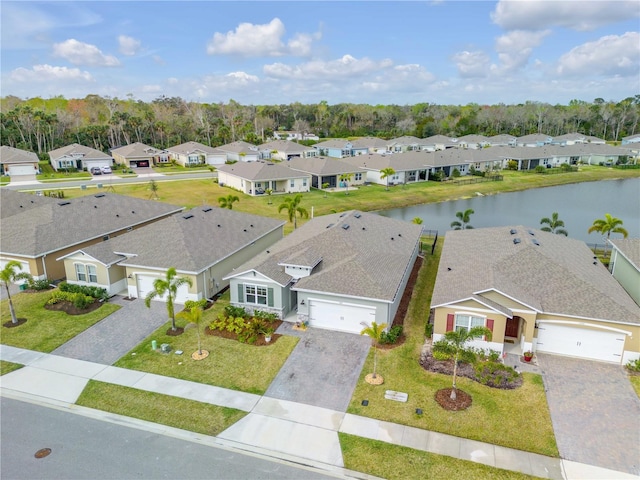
[217,161,309,181]
[48,143,111,160]
[610,238,640,270]
[0,146,39,164]
[287,156,366,175]
[110,142,167,157]
[167,141,221,155]
[432,226,640,325]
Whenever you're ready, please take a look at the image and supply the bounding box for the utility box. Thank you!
[161,343,171,353]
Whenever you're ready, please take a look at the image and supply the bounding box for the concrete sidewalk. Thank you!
[1,345,638,480]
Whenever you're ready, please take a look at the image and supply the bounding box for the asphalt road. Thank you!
[0,397,346,480]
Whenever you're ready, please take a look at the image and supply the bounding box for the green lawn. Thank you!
[340,434,541,480]
[0,290,120,352]
[114,290,298,395]
[346,243,558,457]
[0,360,23,375]
[629,375,640,398]
[76,380,247,436]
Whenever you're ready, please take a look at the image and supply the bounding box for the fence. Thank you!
[420,229,439,255]
[451,175,503,185]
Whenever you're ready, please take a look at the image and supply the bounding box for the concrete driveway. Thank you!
[265,323,371,412]
[9,174,38,184]
[538,353,640,476]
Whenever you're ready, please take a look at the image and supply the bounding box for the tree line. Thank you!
[1,94,638,158]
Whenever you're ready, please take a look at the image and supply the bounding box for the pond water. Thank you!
[377,177,640,244]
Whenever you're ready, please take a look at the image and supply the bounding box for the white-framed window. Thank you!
[290,179,295,187]
[455,314,485,332]
[86,264,98,283]
[303,178,307,187]
[245,284,267,305]
[75,263,86,282]
[355,173,362,181]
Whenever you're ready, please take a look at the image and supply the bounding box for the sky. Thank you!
[1,1,639,106]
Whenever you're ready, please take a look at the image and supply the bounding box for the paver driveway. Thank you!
[538,353,640,476]
[265,323,371,411]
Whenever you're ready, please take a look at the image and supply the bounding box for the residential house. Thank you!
[621,134,640,145]
[287,156,367,189]
[487,134,516,147]
[167,141,226,167]
[0,190,183,282]
[551,133,606,146]
[216,141,260,162]
[349,137,389,155]
[258,140,317,161]
[110,142,170,168]
[515,134,553,147]
[343,152,431,185]
[454,134,490,149]
[431,226,640,364]
[422,135,457,151]
[386,136,429,153]
[273,131,319,142]
[609,239,640,307]
[224,210,422,334]
[312,139,356,158]
[217,161,311,196]
[0,146,40,176]
[48,143,113,172]
[59,207,285,302]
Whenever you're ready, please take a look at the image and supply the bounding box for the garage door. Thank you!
[0,259,31,284]
[84,160,111,170]
[8,164,36,176]
[536,323,625,363]
[136,274,189,304]
[308,299,376,334]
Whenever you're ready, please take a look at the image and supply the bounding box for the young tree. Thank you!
[451,209,475,230]
[380,167,396,191]
[339,173,353,195]
[0,261,32,325]
[322,182,330,198]
[360,321,387,380]
[588,213,628,256]
[148,179,159,199]
[176,305,204,356]
[278,194,309,229]
[144,267,193,332]
[435,326,492,400]
[218,194,239,210]
[540,212,568,236]
[265,188,273,205]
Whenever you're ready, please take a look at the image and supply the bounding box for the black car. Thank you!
[90,167,102,175]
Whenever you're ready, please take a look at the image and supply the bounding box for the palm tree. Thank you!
[360,321,387,380]
[148,179,159,199]
[322,182,330,198]
[412,217,423,225]
[588,213,628,257]
[380,167,396,191]
[451,209,475,230]
[540,212,568,236]
[176,305,204,355]
[438,326,492,400]
[0,261,32,325]
[218,194,239,210]
[144,267,193,332]
[339,173,353,195]
[278,194,309,229]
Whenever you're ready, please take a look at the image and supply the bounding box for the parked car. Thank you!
[90,167,102,175]
[101,165,112,174]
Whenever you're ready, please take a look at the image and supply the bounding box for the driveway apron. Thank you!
[265,324,371,411]
[52,296,170,365]
[538,353,640,476]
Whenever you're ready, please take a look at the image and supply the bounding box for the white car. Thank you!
[101,166,112,174]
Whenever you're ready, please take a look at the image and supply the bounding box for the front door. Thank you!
[505,317,519,337]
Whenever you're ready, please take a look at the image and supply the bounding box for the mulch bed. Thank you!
[205,320,283,346]
[3,318,28,328]
[44,299,103,315]
[166,327,185,336]
[435,388,472,411]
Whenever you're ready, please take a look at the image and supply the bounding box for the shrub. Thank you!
[425,322,434,339]
[380,325,403,344]
[626,358,640,373]
[58,281,108,301]
[46,290,94,309]
[28,278,52,291]
[534,165,546,173]
[184,299,208,311]
[254,310,277,322]
[451,168,461,178]
[224,305,248,319]
[474,361,521,389]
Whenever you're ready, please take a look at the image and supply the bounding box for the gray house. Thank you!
[224,211,422,334]
[609,238,640,307]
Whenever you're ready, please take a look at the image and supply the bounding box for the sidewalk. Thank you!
[1,345,638,480]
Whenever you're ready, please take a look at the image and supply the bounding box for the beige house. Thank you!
[431,226,640,365]
[48,143,113,172]
[59,207,285,303]
[166,141,226,167]
[287,156,367,190]
[217,161,311,196]
[111,142,170,168]
[0,146,40,176]
[0,190,183,282]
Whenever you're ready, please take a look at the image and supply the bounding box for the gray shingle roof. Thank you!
[217,141,258,154]
[110,142,167,157]
[217,161,309,181]
[0,191,183,257]
[0,146,39,164]
[258,140,315,154]
[48,143,111,160]
[1,190,58,219]
[610,238,640,270]
[432,226,640,325]
[228,211,422,302]
[166,141,221,155]
[287,156,366,175]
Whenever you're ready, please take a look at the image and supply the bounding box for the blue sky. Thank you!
[1,1,638,105]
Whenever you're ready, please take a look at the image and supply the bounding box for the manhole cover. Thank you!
[34,448,51,459]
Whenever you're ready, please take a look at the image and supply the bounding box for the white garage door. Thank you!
[536,323,625,363]
[84,160,111,170]
[308,299,376,334]
[0,259,31,284]
[136,274,189,304]
[8,164,36,176]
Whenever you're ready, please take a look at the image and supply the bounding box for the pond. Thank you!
[377,177,640,244]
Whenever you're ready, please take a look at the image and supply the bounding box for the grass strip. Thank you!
[0,360,23,375]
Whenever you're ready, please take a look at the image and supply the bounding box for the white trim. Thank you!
[536,320,632,336]
[473,288,541,313]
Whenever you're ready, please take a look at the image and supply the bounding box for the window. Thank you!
[86,264,98,283]
[455,314,485,332]
[290,179,295,187]
[75,263,86,282]
[355,173,362,181]
[245,284,267,305]
[303,178,307,187]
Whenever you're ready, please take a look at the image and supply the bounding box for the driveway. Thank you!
[52,296,170,365]
[9,174,38,184]
[538,353,640,476]
[265,323,371,412]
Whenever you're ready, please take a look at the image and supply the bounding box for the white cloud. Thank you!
[494,29,550,72]
[263,54,393,80]
[53,39,120,66]
[141,84,162,93]
[9,64,93,82]
[452,50,491,78]
[557,32,640,77]
[491,0,640,31]
[118,35,141,56]
[206,18,319,57]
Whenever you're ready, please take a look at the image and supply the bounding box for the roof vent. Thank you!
[342,224,350,230]
[250,224,254,227]
[391,237,394,241]
[116,214,119,217]
[510,229,517,235]
[340,213,347,217]
[532,239,540,246]
[362,227,366,231]
[513,238,521,244]
[58,201,71,206]
[203,207,212,212]
[132,211,135,214]
[593,261,598,265]
[326,223,334,228]
[94,205,98,208]
[398,233,402,237]
[354,213,361,218]
[243,229,247,232]
[528,230,535,236]
[94,193,106,198]
[182,214,194,220]
[217,224,221,227]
